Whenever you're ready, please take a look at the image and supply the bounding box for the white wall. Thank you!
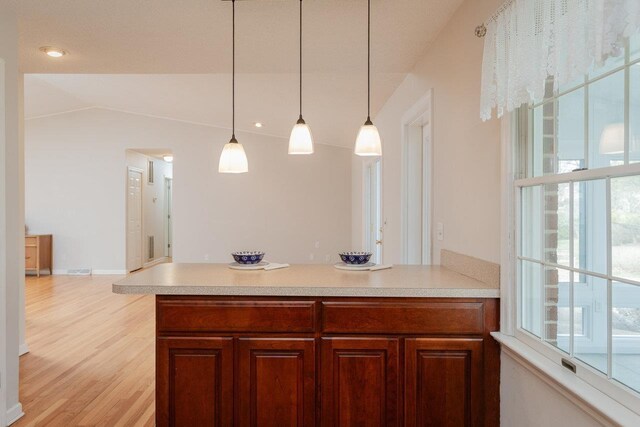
[352,0,503,265]
[125,150,173,263]
[25,107,352,271]
[0,5,24,425]
[501,353,603,426]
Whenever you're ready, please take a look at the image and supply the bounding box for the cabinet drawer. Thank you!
[25,236,38,246]
[157,299,316,333]
[25,246,37,268]
[322,302,484,335]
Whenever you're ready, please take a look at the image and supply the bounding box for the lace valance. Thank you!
[480,0,640,121]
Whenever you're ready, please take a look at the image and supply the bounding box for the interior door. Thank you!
[127,168,143,272]
[366,159,383,264]
[165,177,173,258]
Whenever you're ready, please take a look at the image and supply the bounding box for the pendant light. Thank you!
[288,0,314,154]
[354,0,382,157]
[219,0,249,173]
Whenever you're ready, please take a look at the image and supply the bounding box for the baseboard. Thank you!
[19,343,29,356]
[92,270,127,275]
[6,403,24,425]
[143,257,169,269]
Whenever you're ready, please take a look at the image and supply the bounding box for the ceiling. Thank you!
[19,0,463,147]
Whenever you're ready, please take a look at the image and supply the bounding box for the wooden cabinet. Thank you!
[156,297,499,427]
[25,234,52,276]
[321,338,400,426]
[156,337,233,427]
[238,338,316,426]
[404,338,483,427]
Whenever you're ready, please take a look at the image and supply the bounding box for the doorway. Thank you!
[364,159,383,264]
[402,91,433,265]
[164,177,173,258]
[126,167,143,272]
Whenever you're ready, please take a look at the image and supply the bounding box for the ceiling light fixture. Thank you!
[288,0,314,155]
[40,46,66,58]
[219,0,249,174]
[163,155,174,163]
[254,122,263,128]
[354,0,382,157]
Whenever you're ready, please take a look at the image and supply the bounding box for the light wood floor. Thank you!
[14,275,155,427]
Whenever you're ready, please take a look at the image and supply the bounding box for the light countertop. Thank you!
[112,263,500,298]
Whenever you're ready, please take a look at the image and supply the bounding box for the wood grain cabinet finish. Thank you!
[405,338,483,427]
[25,234,52,277]
[238,338,316,427]
[155,296,499,427]
[156,337,233,427]
[321,338,400,427]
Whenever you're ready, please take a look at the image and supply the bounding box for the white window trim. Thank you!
[499,111,640,424]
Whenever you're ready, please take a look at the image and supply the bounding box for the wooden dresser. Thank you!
[25,234,52,277]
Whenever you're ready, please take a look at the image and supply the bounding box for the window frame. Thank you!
[513,37,640,412]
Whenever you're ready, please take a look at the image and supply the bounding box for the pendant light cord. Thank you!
[367,0,371,121]
[232,0,236,140]
[299,0,303,119]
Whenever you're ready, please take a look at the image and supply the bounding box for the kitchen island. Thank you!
[114,263,500,426]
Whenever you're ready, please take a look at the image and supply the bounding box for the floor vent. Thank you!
[68,268,92,276]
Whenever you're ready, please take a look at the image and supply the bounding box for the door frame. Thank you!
[125,166,144,273]
[363,158,383,264]
[401,90,433,265]
[0,57,7,427]
[163,177,172,258]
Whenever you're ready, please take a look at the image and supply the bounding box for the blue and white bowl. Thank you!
[231,251,265,265]
[339,251,373,265]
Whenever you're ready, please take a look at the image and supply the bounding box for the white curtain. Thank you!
[480,0,640,121]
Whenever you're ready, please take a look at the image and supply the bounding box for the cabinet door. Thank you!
[321,337,400,427]
[157,337,233,427]
[238,338,316,427]
[405,338,483,427]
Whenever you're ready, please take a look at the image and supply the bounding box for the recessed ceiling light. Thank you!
[163,155,173,163]
[254,122,263,128]
[40,46,67,58]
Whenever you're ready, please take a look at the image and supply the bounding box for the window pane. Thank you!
[631,32,640,62]
[612,281,640,392]
[545,183,571,271]
[611,175,640,282]
[521,260,542,337]
[589,70,625,168]
[521,186,542,260]
[588,52,625,80]
[573,180,608,275]
[545,266,570,354]
[631,63,640,164]
[574,275,609,374]
[557,88,586,173]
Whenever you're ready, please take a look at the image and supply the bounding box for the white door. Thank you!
[164,178,173,258]
[403,110,432,265]
[365,159,383,264]
[127,169,143,272]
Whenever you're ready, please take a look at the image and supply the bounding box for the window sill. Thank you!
[491,332,640,427]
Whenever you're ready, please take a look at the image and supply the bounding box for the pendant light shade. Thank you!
[288,0,314,155]
[219,137,249,173]
[355,119,382,156]
[289,118,314,154]
[219,0,249,174]
[355,0,382,157]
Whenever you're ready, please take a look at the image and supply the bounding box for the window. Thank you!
[516,33,640,407]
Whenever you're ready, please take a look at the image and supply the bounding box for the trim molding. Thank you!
[18,343,28,357]
[493,332,640,427]
[6,403,24,425]
[143,257,169,269]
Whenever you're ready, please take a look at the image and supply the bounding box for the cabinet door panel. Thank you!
[238,338,315,427]
[321,338,400,427]
[157,337,233,427]
[405,338,483,427]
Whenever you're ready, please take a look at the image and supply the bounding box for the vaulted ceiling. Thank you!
[18,0,463,146]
